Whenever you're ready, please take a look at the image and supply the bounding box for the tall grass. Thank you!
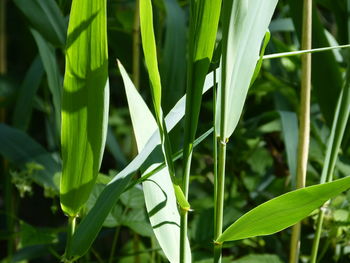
[289,0,312,262]
[3,1,350,263]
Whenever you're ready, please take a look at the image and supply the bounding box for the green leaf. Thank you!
[13,0,66,47]
[69,72,215,259]
[250,31,270,86]
[139,0,188,210]
[0,124,60,191]
[119,60,191,262]
[216,176,350,243]
[216,0,278,139]
[161,0,187,114]
[139,0,162,122]
[12,56,44,131]
[232,254,283,263]
[60,0,109,217]
[278,111,298,188]
[183,0,222,161]
[31,28,62,132]
[320,61,350,183]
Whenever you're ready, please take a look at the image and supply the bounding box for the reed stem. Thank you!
[289,0,312,262]
[65,216,77,260]
[214,138,226,263]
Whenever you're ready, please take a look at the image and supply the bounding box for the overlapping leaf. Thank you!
[60,0,109,217]
[119,60,191,262]
[216,0,278,139]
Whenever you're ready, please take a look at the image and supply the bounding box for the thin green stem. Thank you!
[289,0,312,262]
[310,208,326,263]
[214,139,227,263]
[108,225,122,263]
[179,208,188,263]
[65,216,77,261]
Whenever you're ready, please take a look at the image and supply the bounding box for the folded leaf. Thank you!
[69,72,215,258]
[216,0,278,139]
[119,60,191,262]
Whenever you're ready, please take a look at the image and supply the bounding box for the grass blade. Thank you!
[119,60,191,262]
[216,176,350,243]
[60,0,109,218]
[69,72,215,259]
[216,0,278,139]
[13,0,66,47]
[139,0,188,210]
[12,56,44,131]
[31,28,62,134]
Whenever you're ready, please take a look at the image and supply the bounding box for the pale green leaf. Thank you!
[60,0,109,217]
[216,0,278,139]
[119,61,191,262]
[69,72,215,259]
[216,176,350,243]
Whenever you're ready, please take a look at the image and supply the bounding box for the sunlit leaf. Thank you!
[216,176,350,243]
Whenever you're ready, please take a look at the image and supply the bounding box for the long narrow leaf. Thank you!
[60,0,109,217]
[119,60,191,262]
[13,0,66,47]
[217,176,350,243]
[216,0,278,139]
[69,72,215,258]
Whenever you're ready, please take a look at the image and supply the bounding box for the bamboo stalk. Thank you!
[289,0,312,262]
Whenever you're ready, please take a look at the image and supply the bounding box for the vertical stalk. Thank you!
[65,216,77,260]
[214,139,227,263]
[289,0,312,262]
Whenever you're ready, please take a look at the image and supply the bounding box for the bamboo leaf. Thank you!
[216,176,350,243]
[13,0,66,47]
[139,0,189,210]
[216,0,278,139]
[31,28,62,132]
[69,72,215,259]
[119,60,191,262]
[60,0,109,217]
[161,0,187,114]
[12,56,44,131]
[183,0,222,167]
[278,111,298,188]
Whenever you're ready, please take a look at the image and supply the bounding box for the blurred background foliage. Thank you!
[0,0,350,262]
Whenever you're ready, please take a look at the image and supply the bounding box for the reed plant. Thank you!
[2,1,350,263]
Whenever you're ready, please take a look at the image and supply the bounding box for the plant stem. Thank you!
[310,208,325,263]
[289,0,312,262]
[214,138,227,263]
[109,225,122,263]
[65,216,77,260]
